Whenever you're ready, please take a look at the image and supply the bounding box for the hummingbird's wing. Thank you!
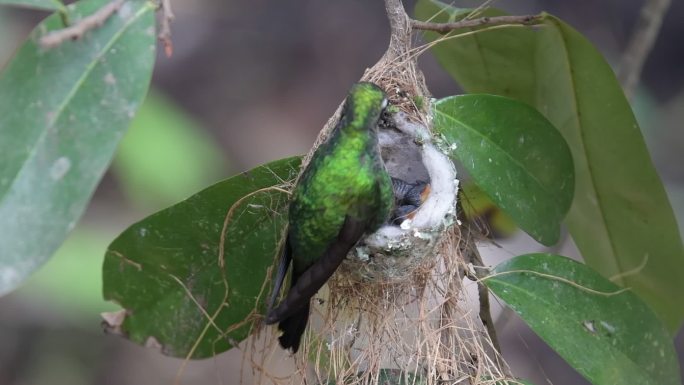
[267,237,292,313]
[265,215,367,324]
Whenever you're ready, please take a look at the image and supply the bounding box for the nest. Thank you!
[241,16,516,385]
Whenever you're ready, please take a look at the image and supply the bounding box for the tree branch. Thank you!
[411,14,544,34]
[618,0,671,99]
[39,0,125,49]
[382,0,412,59]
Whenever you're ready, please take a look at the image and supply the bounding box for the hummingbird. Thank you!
[265,82,394,353]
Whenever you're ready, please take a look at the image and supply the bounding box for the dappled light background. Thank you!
[1,0,683,384]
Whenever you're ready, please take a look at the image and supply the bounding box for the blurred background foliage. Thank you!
[0,0,682,384]
[111,90,226,212]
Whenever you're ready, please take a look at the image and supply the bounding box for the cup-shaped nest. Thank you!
[340,109,459,282]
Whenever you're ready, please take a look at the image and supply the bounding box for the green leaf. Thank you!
[537,16,684,332]
[102,157,301,358]
[434,95,574,245]
[0,0,156,294]
[483,254,681,385]
[112,90,226,211]
[0,0,65,12]
[416,2,684,332]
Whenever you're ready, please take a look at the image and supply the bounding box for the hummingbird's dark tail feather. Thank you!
[267,237,291,313]
[277,302,310,353]
[266,216,368,352]
[265,216,366,324]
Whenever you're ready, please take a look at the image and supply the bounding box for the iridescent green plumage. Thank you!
[265,82,393,352]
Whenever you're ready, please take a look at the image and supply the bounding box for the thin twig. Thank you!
[411,14,544,34]
[466,242,503,355]
[618,0,671,99]
[159,0,175,57]
[39,0,125,49]
[461,225,502,356]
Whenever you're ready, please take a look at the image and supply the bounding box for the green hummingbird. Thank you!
[265,82,394,352]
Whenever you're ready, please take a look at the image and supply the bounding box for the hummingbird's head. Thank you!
[343,82,388,131]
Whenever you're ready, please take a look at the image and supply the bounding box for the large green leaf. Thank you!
[0,0,155,295]
[102,157,301,358]
[536,16,684,332]
[484,254,681,385]
[112,90,226,211]
[0,0,65,11]
[415,1,684,332]
[434,95,574,245]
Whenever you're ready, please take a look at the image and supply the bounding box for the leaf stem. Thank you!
[52,0,70,27]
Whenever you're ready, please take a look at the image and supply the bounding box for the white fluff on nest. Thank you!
[360,112,458,257]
